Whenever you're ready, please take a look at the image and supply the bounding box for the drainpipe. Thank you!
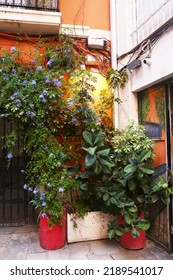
[110,0,119,128]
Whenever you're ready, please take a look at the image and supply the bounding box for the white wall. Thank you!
[115,0,173,129]
[130,28,173,92]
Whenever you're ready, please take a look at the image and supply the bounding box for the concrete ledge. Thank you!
[67,211,115,243]
[0,7,62,34]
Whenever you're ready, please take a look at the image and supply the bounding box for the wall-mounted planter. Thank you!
[67,211,115,243]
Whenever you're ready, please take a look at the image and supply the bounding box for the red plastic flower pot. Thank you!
[39,210,67,250]
[118,214,146,250]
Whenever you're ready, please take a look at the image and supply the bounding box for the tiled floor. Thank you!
[0,225,173,260]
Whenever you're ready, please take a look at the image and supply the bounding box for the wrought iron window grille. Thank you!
[0,0,59,12]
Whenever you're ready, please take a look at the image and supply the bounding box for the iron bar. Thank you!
[0,0,59,12]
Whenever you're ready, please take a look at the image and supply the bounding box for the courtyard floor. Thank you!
[0,225,173,260]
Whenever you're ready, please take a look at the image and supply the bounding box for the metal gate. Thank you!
[0,118,37,227]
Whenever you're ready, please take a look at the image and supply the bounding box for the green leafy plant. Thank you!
[96,121,173,240]
[0,35,100,226]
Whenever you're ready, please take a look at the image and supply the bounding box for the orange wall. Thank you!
[59,0,110,30]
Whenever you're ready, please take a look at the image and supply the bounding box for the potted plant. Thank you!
[95,121,173,249]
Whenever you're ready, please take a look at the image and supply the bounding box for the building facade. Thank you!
[0,0,111,227]
[115,0,173,252]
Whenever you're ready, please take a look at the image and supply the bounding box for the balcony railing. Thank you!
[0,0,59,12]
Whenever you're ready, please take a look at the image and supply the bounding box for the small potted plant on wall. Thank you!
[94,121,173,249]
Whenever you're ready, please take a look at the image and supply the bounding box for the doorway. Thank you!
[0,118,37,227]
[138,82,173,252]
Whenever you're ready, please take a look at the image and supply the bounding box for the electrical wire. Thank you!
[73,0,86,37]
[118,17,173,72]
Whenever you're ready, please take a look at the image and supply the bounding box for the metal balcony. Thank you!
[0,0,59,12]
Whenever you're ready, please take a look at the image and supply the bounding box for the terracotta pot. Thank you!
[39,209,67,250]
[118,214,146,250]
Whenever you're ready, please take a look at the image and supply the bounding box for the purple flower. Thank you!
[83,119,88,124]
[43,90,48,95]
[41,213,47,218]
[47,183,51,187]
[7,153,13,159]
[60,152,65,158]
[45,78,50,84]
[49,153,54,157]
[41,98,47,103]
[40,192,46,200]
[12,68,16,74]
[59,187,64,193]
[72,117,77,123]
[26,111,33,116]
[65,49,71,54]
[3,74,9,81]
[42,201,47,206]
[47,60,52,66]
[30,59,36,64]
[39,94,47,103]
[32,80,37,86]
[10,46,16,52]
[22,79,27,85]
[36,66,42,71]
[33,188,38,195]
[53,79,62,87]
[23,184,28,190]
[43,146,48,151]
[28,187,33,192]
[13,99,21,105]
[57,161,61,167]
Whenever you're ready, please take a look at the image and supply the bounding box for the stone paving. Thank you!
[0,225,173,260]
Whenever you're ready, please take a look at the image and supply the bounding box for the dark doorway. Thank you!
[0,118,37,227]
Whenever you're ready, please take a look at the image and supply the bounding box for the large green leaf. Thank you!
[83,131,93,145]
[132,228,140,238]
[124,164,137,173]
[136,219,150,231]
[150,193,159,203]
[128,180,136,191]
[93,130,102,145]
[136,194,145,203]
[79,184,88,191]
[110,197,118,205]
[93,161,102,175]
[103,193,109,201]
[82,146,97,155]
[97,146,110,156]
[99,156,115,167]
[124,212,134,225]
[115,226,125,236]
[128,205,138,212]
[140,150,152,162]
[102,165,112,174]
[139,164,154,174]
[85,154,96,168]
[108,229,115,240]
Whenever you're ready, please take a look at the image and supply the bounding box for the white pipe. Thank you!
[110,0,119,128]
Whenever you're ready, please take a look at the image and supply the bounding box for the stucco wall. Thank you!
[60,0,110,31]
